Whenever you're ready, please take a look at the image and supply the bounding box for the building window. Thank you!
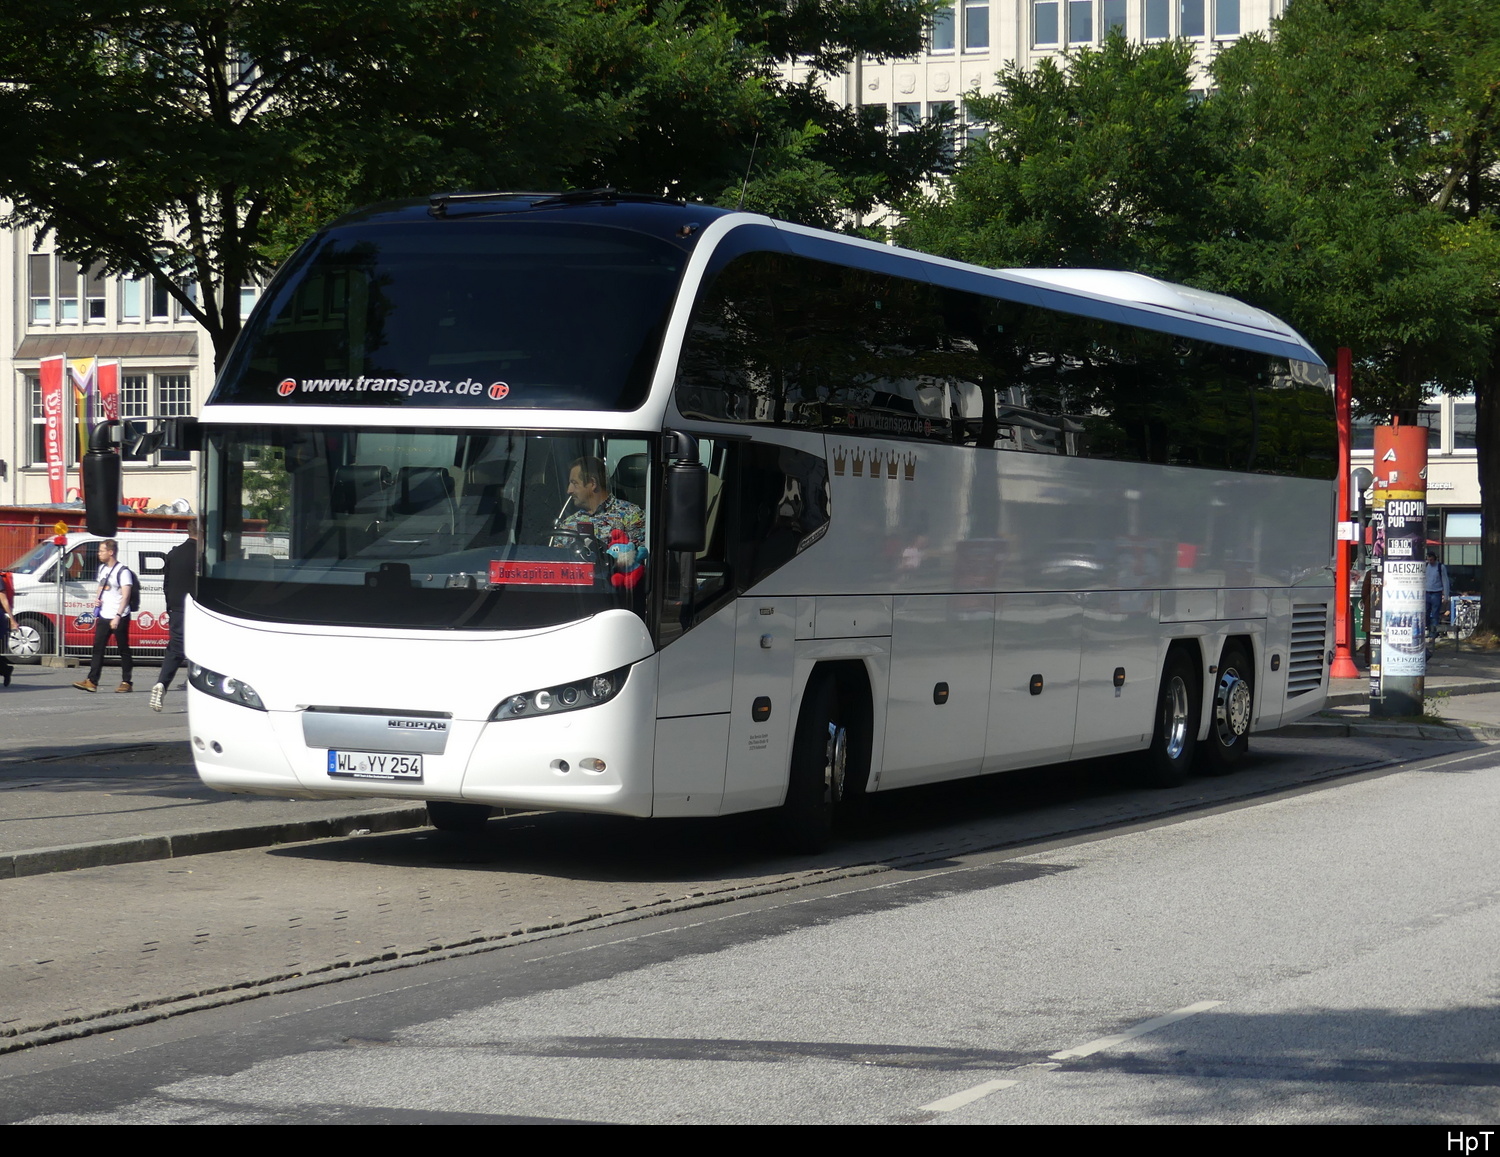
[121,372,194,463]
[894,102,922,133]
[1214,0,1240,37]
[85,266,106,321]
[1034,0,1059,45]
[964,0,990,49]
[57,260,80,322]
[930,4,956,51]
[1452,398,1477,452]
[121,276,143,321]
[1145,0,1171,37]
[1068,0,1093,42]
[27,376,44,465]
[29,255,51,323]
[1180,0,1205,38]
[1103,0,1126,34]
[150,277,171,320]
[930,100,958,161]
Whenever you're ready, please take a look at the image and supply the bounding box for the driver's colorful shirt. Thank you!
[555,494,645,550]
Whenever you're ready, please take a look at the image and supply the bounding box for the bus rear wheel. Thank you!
[1142,650,1199,787]
[426,800,492,834]
[777,673,858,854]
[1199,645,1253,775]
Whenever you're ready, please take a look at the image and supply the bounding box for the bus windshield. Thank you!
[209,221,686,411]
[201,426,654,632]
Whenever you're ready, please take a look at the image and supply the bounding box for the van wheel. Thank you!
[1200,645,1254,774]
[426,801,492,834]
[8,615,52,664]
[1142,650,1199,787]
[777,674,851,854]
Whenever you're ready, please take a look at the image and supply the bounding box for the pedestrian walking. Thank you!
[150,526,198,711]
[73,539,135,693]
[1425,549,1450,657]
[0,567,15,688]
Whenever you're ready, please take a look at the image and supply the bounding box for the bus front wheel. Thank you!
[1142,650,1199,787]
[1199,645,1253,774]
[777,673,855,854]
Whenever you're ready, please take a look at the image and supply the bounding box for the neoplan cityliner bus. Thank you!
[86,192,1335,850]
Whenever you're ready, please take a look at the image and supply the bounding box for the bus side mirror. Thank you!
[83,422,122,537]
[663,462,707,553]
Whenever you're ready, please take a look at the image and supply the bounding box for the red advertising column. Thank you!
[1371,422,1428,717]
[1331,348,1359,678]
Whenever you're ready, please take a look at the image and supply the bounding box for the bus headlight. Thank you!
[189,662,267,711]
[490,665,630,722]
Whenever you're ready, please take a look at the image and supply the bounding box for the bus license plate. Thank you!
[328,750,424,781]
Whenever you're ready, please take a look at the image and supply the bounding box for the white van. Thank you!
[4,530,188,663]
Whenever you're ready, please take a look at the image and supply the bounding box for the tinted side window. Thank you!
[676,250,1334,479]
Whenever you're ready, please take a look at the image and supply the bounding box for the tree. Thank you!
[557,0,948,228]
[1204,0,1500,634]
[0,0,611,368]
[894,35,1220,279]
[0,1,949,373]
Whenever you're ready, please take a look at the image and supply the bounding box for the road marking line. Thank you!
[1049,1000,1222,1060]
[919,1079,1018,1112]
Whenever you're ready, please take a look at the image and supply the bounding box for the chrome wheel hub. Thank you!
[1164,675,1190,759]
[1215,670,1252,741]
[825,723,848,805]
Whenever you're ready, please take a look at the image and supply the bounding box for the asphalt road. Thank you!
[2,732,1497,1123]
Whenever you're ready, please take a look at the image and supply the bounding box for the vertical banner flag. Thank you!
[39,355,67,504]
[97,360,119,423]
[69,358,98,500]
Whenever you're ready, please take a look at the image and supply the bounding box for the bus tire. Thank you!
[777,673,849,854]
[1200,645,1253,774]
[1142,650,1199,787]
[426,800,492,834]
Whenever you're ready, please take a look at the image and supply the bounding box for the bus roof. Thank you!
[311,194,1325,367]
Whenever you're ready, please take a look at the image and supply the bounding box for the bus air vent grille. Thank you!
[1286,604,1330,698]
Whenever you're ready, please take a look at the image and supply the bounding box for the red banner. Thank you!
[97,360,119,422]
[40,355,66,504]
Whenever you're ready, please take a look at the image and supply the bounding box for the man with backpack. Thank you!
[73,539,136,693]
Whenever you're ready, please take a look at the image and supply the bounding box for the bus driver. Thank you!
[554,455,644,552]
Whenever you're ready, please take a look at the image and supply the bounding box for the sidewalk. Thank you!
[4,639,1500,881]
[0,662,424,880]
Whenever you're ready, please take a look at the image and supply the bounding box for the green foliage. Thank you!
[0,0,948,366]
[0,0,604,365]
[241,445,289,529]
[896,35,1216,278]
[1202,0,1500,413]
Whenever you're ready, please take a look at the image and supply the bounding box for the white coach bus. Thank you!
[130,193,1336,848]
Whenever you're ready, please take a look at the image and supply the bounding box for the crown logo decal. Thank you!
[903,452,916,481]
[851,449,865,477]
[886,454,899,479]
[832,446,847,476]
[868,450,883,479]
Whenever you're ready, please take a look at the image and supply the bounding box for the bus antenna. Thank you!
[736,133,761,211]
